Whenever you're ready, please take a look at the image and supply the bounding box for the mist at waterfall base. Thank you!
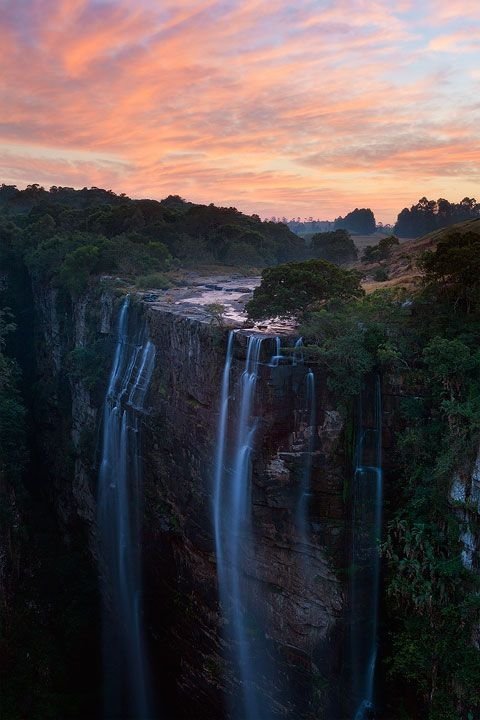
[97,297,156,720]
[350,376,383,720]
[213,333,318,720]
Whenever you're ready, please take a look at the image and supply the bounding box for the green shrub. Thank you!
[373,267,389,281]
[246,259,363,320]
[135,273,171,289]
[310,229,358,265]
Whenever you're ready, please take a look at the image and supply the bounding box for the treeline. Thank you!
[288,197,480,241]
[0,184,308,294]
[394,196,479,237]
[287,219,334,237]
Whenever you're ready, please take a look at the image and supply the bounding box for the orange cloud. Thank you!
[0,0,479,223]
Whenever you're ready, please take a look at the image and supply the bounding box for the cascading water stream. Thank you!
[350,375,382,720]
[213,334,266,720]
[293,336,304,366]
[296,369,316,551]
[98,297,155,720]
[213,329,235,569]
[269,335,282,367]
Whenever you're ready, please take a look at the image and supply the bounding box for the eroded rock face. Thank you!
[142,308,348,718]
[32,283,115,545]
[18,284,480,718]
[27,290,350,718]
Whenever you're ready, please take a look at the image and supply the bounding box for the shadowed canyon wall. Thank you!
[3,282,479,719]
[141,311,347,717]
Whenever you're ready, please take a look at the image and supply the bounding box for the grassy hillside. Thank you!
[360,218,480,292]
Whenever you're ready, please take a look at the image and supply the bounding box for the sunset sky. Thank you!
[2,0,479,223]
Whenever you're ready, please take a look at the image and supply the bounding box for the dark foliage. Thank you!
[334,208,376,235]
[310,229,358,265]
[0,185,306,274]
[420,230,480,313]
[246,259,363,319]
[362,234,399,263]
[394,196,479,238]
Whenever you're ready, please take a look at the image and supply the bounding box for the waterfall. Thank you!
[350,376,382,720]
[296,369,316,550]
[213,329,235,568]
[98,297,155,720]
[293,336,304,366]
[269,335,282,366]
[213,334,266,720]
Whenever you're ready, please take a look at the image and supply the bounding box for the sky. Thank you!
[1,0,479,223]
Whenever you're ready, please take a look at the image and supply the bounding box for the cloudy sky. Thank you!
[1,0,479,222]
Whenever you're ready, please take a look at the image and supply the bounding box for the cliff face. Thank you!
[141,308,348,718]
[31,284,111,543]
[14,285,451,719]
[451,449,480,578]
[16,289,428,719]
[3,274,479,720]
[0,276,111,718]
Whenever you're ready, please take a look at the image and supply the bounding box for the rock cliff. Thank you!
[140,308,348,718]
[6,285,441,719]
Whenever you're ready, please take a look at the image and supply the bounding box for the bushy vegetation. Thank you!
[310,229,358,265]
[420,230,480,314]
[135,272,172,290]
[372,267,389,282]
[362,234,399,263]
[246,259,363,320]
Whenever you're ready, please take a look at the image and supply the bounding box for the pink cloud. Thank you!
[0,0,478,223]
[429,27,480,52]
[427,0,480,22]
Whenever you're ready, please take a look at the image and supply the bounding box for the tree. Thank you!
[420,230,480,313]
[310,229,358,265]
[246,259,363,319]
[205,303,225,327]
[394,197,480,237]
[58,244,100,295]
[335,208,376,235]
[362,235,399,263]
